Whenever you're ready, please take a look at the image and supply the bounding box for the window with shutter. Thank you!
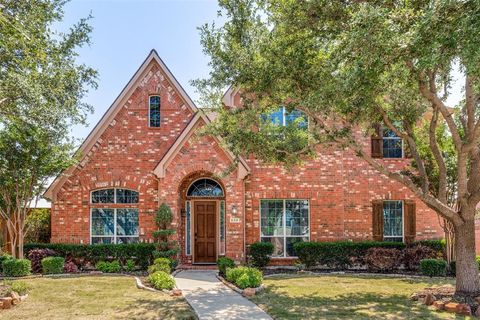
[371,124,383,158]
[403,200,416,244]
[372,200,384,241]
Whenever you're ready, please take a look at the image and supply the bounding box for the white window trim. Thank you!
[148,95,161,128]
[90,208,139,244]
[259,199,310,258]
[382,200,404,243]
[90,188,139,204]
[382,130,404,158]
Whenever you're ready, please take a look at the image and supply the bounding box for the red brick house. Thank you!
[44,50,444,265]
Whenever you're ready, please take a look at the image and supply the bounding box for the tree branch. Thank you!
[429,107,448,204]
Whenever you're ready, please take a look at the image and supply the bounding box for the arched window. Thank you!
[187,178,224,197]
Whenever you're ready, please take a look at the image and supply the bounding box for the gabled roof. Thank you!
[44,49,198,200]
[153,111,250,180]
[222,85,240,107]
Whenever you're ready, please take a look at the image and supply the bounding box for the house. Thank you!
[44,50,444,265]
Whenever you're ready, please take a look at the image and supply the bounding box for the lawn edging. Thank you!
[263,270,451,280]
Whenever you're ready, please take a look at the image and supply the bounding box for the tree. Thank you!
[152,203,179,262]
[197,1,480,295]
[0,0,97,258]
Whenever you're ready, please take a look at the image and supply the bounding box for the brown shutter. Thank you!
[372,200,384,241]
[404,200,416,244]
[371,124,383,158]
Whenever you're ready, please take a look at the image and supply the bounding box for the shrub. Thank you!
[64,261,79,273]
[9,281,29,295]
[403,245,437,271]
[153,257,172,267]
[365,247,402,272]
[28,248,57,273]
[0,254,13,273]
[124,259,136,272]
[2,259,31,277]
[235,268,263,289]
[294,241,406,269]
[148,263,170,275]
[24,243,156,269]
[412,240,445,254]
[249,242,274,268]
[95,260,121,273]
[41,257,65,274]
[148,271,175,290]
[217,257,235,276]
[226,266,249,283]
[420,259,447,277]
[25,208,50,243]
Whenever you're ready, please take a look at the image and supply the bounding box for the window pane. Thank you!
[260,200,284,236]
[91,189,115,203]
[91,237,114,244]
[219,201,225,255]
[149,96,161,127]
[186,201,191,255]
[261,237,284,257]
[117,237,139,244]
[286,237,308,257]
[383,138,402,158]
[285,200,309,236]
[116,189,139,203]
[116,209,139,236]
[187,179,224,197]
[383,201,403,238]
[91,209,114,236]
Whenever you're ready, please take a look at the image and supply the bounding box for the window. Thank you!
[185,201,191,255]
[260,199,309,257]
[91,208,139,244]
[187,179,224,197]
[383,200,403,242]
[383,129,403,158]
[263,106,308,129]
[91,188,139,204]
[149,95,161,127]
[219,200,225,255]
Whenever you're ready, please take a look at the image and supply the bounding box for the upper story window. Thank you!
[263,106,308,129]
[187,178,224,197]
[383,129,403,158]
[91,188,139,204]
[149,95,161,127]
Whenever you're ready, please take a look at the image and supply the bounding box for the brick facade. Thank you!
[47,50,444,265]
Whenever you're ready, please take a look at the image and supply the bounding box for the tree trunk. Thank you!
[454,220,480,295]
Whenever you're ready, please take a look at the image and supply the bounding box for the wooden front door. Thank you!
[194,201,217,263]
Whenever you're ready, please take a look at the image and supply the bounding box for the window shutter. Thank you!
[371,124,383,158]
[404,200,416,244]
[372,200,384,241]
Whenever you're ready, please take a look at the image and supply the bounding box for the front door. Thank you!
[194,201,217,263]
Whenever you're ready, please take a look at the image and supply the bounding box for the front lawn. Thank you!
[251,274,460,319]
[1,276,195,320]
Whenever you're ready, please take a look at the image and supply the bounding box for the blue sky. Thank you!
[60,0,220,140]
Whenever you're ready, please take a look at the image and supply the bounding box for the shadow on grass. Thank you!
[115,297,197,320]
[252,282,463,320]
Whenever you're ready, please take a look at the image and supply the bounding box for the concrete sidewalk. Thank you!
[175,270,272,320]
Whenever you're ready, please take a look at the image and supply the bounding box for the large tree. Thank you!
[0,0,97,257]
[197,0,480,295]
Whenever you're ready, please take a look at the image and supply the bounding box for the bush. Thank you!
[64,261,79,273]
[28,248,57,273]
[9,281,29,295]
[420,259,447,277]
[148,271,175,290]
[24,243,156,269]
[294,241,406,269]
[2,259,31,277]
[226,266,249,283]
[95,260,121,273]
[148,263,170,274]
[25,208,50,243]
[235,268,263,289]
[0,254,13,273]
[412,240,445,254]
[249,242,274,268]
[41,257,65,274]
[124,259,136,272]
[217,257,235,276]
[365,247,402,272]
[153,258,171,267]
[403,245,437,271]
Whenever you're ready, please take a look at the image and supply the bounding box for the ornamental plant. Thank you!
[148,271,175,290]
[249,242,274,268]
[41,257,65,274]
[152,203,179,263]
[2,259,31,277]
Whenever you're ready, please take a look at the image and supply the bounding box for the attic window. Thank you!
[149,95,161,127]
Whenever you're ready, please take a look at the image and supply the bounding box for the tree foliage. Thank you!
[197,0,480,294]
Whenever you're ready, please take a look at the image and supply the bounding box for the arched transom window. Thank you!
[187,179,224,197]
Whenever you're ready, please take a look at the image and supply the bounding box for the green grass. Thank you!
[251,274,466,320]
[1,276,196,320]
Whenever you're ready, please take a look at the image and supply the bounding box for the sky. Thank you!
[59,0,221,141]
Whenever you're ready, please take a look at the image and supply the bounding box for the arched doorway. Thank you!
[183,177,226,264]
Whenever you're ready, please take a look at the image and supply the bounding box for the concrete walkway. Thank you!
[175,270,272,320]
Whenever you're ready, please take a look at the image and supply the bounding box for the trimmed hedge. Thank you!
[149,271,175,290]
[41,257,65,274]
[420,259,447,277]
[249,242,274,268]
[95,260,122,273]
[412,240,445,254]
[226,266,263,289]
[217,257,235,276]
[24,243,156,268]
[294,241,406,268]
[0,254,13,273]
[2,259,31,277]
